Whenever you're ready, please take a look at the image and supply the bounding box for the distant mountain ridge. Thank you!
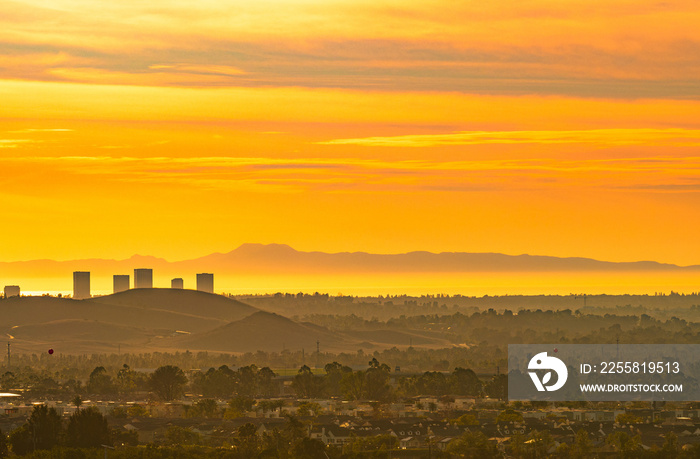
[1,243,698,278]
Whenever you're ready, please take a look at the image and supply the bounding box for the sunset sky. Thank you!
[3,0,700,276]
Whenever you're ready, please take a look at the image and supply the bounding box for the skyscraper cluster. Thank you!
[68,269,215,298]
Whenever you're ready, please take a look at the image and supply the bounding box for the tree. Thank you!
[235,423,260,457]
[497,409,524,423]
[616,413,644,424]
[165,425,201,446]
[346,434,398,454]
[116,364,138,394]
[72,395,83,411]
[198,365,236,398]
[341,370,365,401]
[364,358,392,401]
[236,364,260,397]
[9,425,32,456]
[0,428,7,458]
[568,429,593,459]
[113,403,150,418]
[660,431,679,458]
[66,406,111,448]
[111,428,139,447]
[509,430,555,458]
[528,430,555,458]
[0,372,16,392]
[606,431,641,459]
[291,437,327,458]
[447,431,498,458]
[484,374,507,400]
[296,401,322,417]
[282,415,307,446]
[269,399,285,416]
[324,361,352,397]
[87,366,116,395]
[126,404,150,418]
[416,371,449,396]
[454,414,479,426]
[149,365,187,401]
[10,405,62,454]
[451,367,482,396]
[292,365,322,398]
[225,395,256,419]
[29,404,62,450]
[188,399,221,418]
[258,367,277,397]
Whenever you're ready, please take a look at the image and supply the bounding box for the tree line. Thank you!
[1,359,508,401]
[5,404,113,456]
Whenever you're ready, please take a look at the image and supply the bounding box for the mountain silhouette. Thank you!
[3,244,694,280]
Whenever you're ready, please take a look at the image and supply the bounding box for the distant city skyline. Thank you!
[3,244,698,297]
[59,270,216,298]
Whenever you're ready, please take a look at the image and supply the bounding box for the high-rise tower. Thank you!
[134,268,153,289]
[113,275,130,293]
[73,271,91,299]
[196,273,214,293]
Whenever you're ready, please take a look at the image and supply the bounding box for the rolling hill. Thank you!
[2,289,445,355]
[87,288,257,323]
[1,289,261,354]
[170,311,355,353]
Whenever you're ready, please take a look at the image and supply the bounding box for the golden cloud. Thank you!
[319,129,700,147]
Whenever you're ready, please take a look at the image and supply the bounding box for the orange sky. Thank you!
[2,0,700,276]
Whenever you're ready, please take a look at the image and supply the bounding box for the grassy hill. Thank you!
[2,289,459,354]
[87,288,257,323]
[170,311,355,353]
[1,289,259,354]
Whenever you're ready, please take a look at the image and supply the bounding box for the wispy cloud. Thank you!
[3,155,700,193]
[318,128,700,147]
[148,64,246,76]
[2,1,700,97]
[7,128,73,133]
[0,139,34,148]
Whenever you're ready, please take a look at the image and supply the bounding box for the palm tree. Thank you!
[72,395,83,411]
[271,399,285,416]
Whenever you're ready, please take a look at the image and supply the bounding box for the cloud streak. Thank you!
[2,1,700,97]
[3,155,700,194]
[319,128,700,147]
[7,128,73,133]
[0,139,34,148]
